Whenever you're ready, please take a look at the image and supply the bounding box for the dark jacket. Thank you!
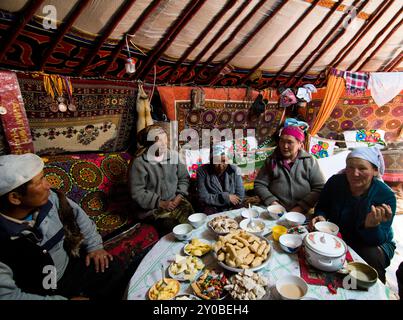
[314,174,396,262]
[196,164,245,207]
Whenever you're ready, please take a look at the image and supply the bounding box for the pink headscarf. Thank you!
[280,126,305,142]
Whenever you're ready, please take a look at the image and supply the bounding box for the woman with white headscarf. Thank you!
[311,147,396,283]
[196,143,245,215]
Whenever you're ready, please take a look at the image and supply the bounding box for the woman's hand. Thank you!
[172,195,183,208]
[309,215,326,230]
[229,194,241,205]
[85,249,113,273]
[365,204,392,228]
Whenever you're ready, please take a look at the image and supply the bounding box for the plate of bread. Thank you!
[213,230,271,272]
[148,278,180,300]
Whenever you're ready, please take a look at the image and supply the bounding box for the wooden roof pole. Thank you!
[319,0,393,87]
[240,0,320,86]
[133,0,205,81]
[77,0,137,77]
[287,0,370,87]
[209,0,288,85]
[355,16,402,71]
[382,51,402,71]
[100,0,163,77]
[266,0,344,88]
[0,0,45,63]
[165,0,236,83]
[192,0,267,83]
[39,0,91,71]
[177,0,251,83]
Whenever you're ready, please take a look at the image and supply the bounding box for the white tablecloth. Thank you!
[127,206,392,300]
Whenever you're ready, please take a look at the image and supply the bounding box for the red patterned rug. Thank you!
[43,152,134,238]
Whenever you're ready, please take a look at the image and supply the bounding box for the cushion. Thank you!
[343,129,386,149]
[309,136,336,159]
[42,152,134,238]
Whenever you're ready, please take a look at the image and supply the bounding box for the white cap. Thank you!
[0,153,44,196]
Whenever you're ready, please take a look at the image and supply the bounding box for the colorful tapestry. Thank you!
[42,152,134,239]
[158,87,283,145]
[18,74,136,155]
[0,71,34,154]
[304,90,402,143]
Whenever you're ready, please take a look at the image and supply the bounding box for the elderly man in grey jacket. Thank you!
[0,153,126,300]
[254,126,325,213]
[129,124,193,235]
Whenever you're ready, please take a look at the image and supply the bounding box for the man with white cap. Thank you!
[196,143,245,214]
[0,153,126,300]
[311,147,396,283]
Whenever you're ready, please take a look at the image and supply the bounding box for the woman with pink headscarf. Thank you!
[254,125,325,214]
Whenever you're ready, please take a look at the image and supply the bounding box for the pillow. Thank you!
[343,129,386,149]
[184,148,210,179]
[309,136,336,159]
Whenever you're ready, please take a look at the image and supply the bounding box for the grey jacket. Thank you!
[129,151,190,217]
[254,149,325,211]
[0,190,103,300]
[197,164,245,207]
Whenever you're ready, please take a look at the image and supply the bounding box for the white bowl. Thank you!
[239,218,266,236]
[276,275,308,300]
[279,234,302,254]
[284,211,306,227]
[173,223,193,241]
[314,221,339,236]
[241,208,259,219]
[188,213,207,228]
[267,204,286,220]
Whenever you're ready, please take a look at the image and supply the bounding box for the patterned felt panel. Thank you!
[42,152,134,238]
[18,74,136,155]
[304,92,402,142]
[176,101,284,145]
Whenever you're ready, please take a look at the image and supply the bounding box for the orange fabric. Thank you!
[308,75,345,140]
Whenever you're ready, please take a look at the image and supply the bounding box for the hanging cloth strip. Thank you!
[0,71,34,154]
[344,71,369,96]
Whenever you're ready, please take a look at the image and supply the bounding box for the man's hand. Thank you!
[229,194,241,205]
[309,215,326,230]
[85,249,113,273]
[365,204,392,228]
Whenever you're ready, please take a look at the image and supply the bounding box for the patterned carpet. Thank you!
[43,152,134,239]
[18,74,136,155]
